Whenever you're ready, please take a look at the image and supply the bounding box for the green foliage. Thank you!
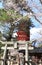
[0,42,2,49]
[0,32,2,38]
[0,9,11,22]
[39,43,42,47]
[7,9,22,20]
[0,49,4,57]
[0,42,5,50]
[0,42,5,55]
[0,9,22,23]
[19,16,34,30]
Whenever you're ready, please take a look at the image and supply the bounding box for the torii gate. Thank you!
[1,40,34,65]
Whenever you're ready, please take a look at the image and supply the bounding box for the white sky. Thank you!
[30,27,42,40]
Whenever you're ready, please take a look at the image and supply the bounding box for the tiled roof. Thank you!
[29,47,42,53]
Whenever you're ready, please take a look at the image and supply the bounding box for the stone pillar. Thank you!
[7,60,10,65]
[11,60,13,65]
[25,43,28,65]
[1,61,4,65]
[14,42,18,49]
